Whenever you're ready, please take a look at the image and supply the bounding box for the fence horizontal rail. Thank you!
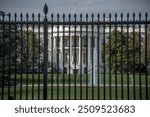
[0,21,150,25]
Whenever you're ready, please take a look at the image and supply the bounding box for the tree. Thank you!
[104,29,145,73]
[0,24,43,85]
[0,24,16,85]
[16,30,43,72]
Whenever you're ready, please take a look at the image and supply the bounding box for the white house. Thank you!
[33,24,146,76]
[48,26,103,74]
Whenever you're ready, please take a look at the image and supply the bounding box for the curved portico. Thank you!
[48,26,103,77]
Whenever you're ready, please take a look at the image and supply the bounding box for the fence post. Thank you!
[43,3,48,100]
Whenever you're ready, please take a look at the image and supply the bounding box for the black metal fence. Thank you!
[0,4,150,100]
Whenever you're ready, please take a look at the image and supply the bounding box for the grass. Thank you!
[7,73,150,85]
[0,85,149,100]
[0,73,150,100]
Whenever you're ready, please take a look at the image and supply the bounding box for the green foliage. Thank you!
[104,29,145,73]
[0,25,16,81]
[0,24,43,83]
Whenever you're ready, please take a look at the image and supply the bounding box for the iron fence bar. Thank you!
[139,13,142,100]
[68,14,71,100]
[145,13,148,100]
[79,14,83,100]
[31,14,35,100]
[114,13,118,100]
[103,14,106,100]
[126,13,130,100]
[20,13,23,100]
[1,13,5,100]
[62,14,65,100]
[26,13,29,100]
[91,14,94,100]
[97,14,100,100]
[14,13,17,100]
[38,13,41,100]
[56,14,60,100]
[8,13,11,99]
[74,14,77,100]
[85,14,88,100]
[109,14,112,100]
[43,4,48,100]
[132,13,136,99]
[121,13,124,100]
[51,13,54,100]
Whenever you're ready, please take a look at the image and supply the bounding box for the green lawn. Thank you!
[7,73,150,85]
[0,73,150,100]
[0,85,150,100]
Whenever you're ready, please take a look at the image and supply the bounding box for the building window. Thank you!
[72,36,79,47]
[84,67,87,74]
[73,69,78,74]
[64,67,67,74]
[64,36,69,47]
[73,52,78,64]
[64,53,68,63]
[83,53,86,64]
[56,36,60,47]
[91,37,95,47]
[82,36,87,47]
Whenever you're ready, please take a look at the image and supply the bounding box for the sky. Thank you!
[0,0,150,17]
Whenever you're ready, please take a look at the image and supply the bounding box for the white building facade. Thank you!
[48,26,103,74]
[33,24,146,76]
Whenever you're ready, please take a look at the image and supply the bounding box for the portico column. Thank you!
[53,37,57,63]
[88,37,91,70]
[70,36,73,73]
[78,37,81,66]
[60,36,63,70]
[93,37,98,85]
[99,30,103,73]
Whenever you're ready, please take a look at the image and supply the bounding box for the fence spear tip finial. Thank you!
[43,3,48,15]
